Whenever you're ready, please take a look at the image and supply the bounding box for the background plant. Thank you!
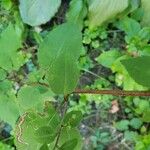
[0,0,150,150]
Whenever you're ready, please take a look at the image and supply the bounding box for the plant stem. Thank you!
[30,82,150,96]
[53,95,69,150]
[73,89,150,97]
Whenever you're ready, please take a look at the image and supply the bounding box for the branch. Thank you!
[74,89,150,97]
[53,95,69,150]
[29,82,150,97]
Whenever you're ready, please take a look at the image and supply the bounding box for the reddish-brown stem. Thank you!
[29,82,150,97]
[74,89,150,97]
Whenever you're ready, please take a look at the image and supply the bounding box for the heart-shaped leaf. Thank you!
[121,56,150,88]
[38,23,82,94]
[19,0,61,26]
[88,0,128,28]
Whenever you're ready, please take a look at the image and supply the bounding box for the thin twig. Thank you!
[81,68,101,78]
[53,95,69,150]
[29,82,150,97]
[53,125,63,150]
[73,89,150,97]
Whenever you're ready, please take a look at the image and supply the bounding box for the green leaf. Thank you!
[66,0,87,29]
[124,131,138,141]
[0,24,24,71]
[58,127,82,150]
[34,126,56,144]
[0,142,14,150]
[142,110,150,123]
[0,93,19,127]
[18,86,42,110]
[15,113,42,150]
[44,102,60,129]
[131,7,144,21]
[116,17,141,40]
[138,27,150,41]
[112,55,147,90]
[15,105,60,150]
[1,0,12,10]
[59,139,78,150]
[40,144,49,150]
[115,120,129,131]
[141,0,150,27]
[121,56,150,88]
[129,118,142,129]
[122,0,140,15]
[63,111,82,127]
[0,80,20,127]
[17,85,54,113]
[129,0,140,12]
[96,49,121,68]
[38,23,82,94]
[136,100,150,114]
[88,0,128,28]
[19,0,61,26]
[0,69,7,80]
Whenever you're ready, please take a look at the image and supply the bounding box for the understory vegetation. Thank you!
[0,0,150,150]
